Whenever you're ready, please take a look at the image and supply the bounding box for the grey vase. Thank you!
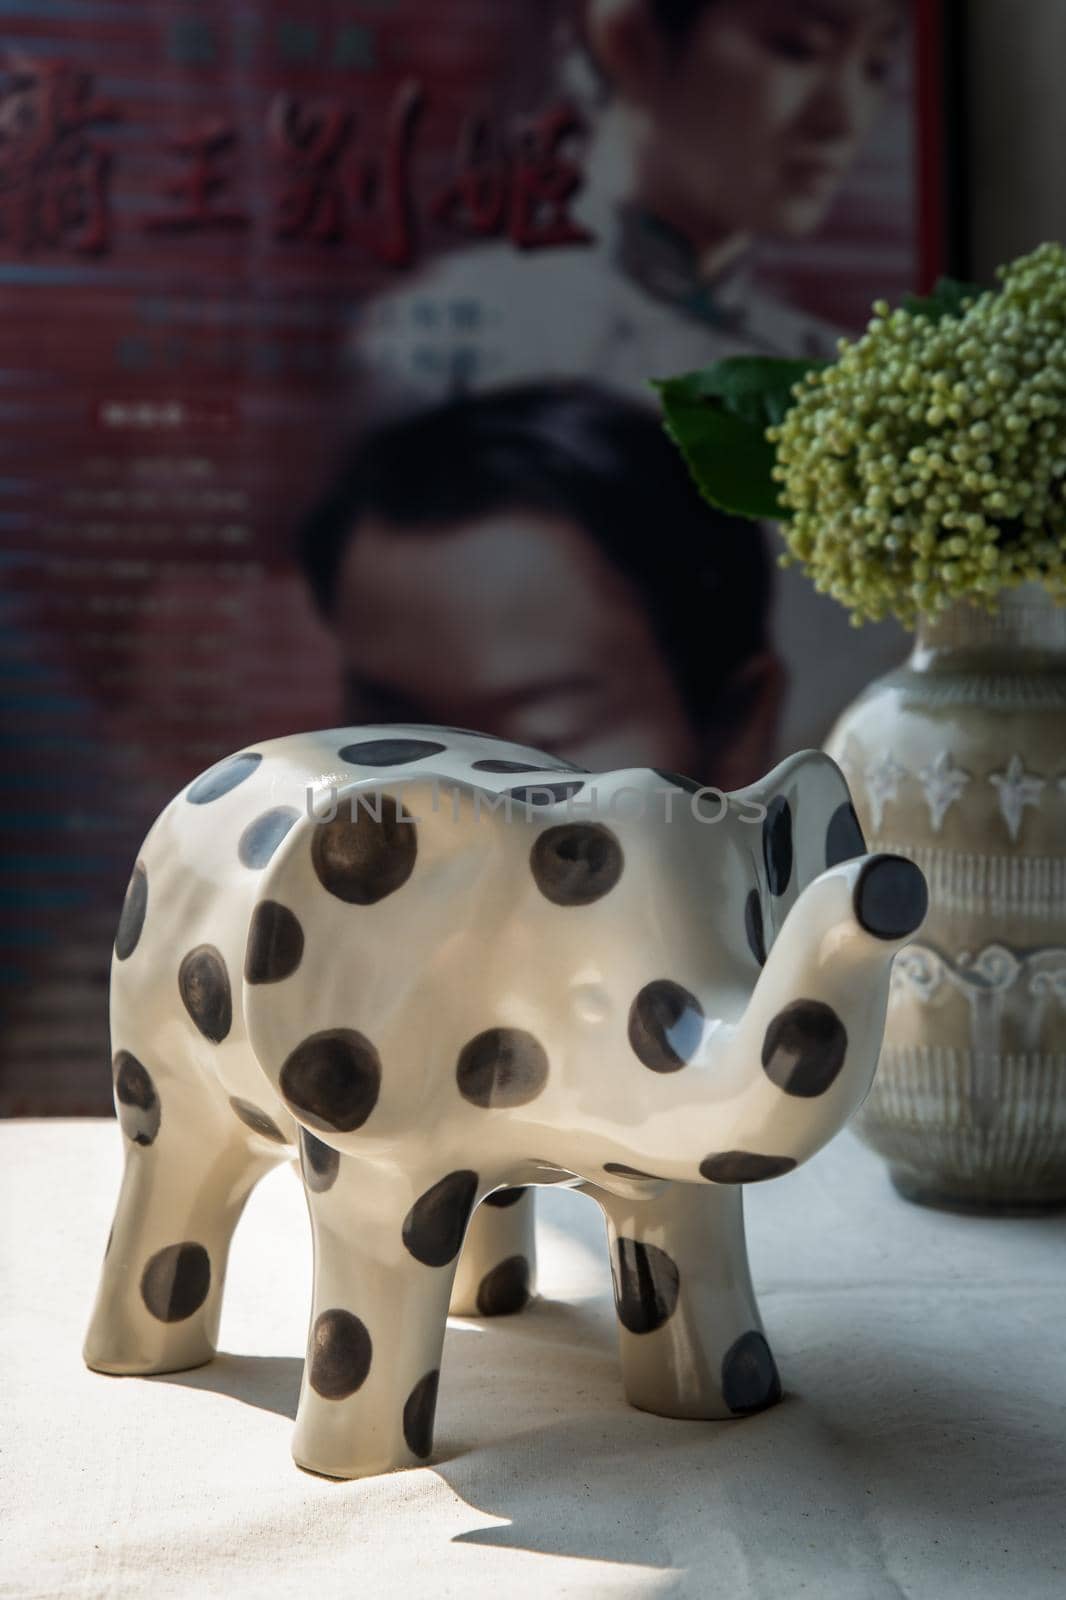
[825,584,1066,1212]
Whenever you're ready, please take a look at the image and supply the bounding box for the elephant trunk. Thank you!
[612,853,928,1188]
[698,852,928,1182]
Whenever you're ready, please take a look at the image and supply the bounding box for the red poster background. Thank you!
[0,1,946,1112]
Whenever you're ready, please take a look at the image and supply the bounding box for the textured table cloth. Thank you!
[3,1119,1064,1600]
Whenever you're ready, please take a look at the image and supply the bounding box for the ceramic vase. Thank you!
[826,583,1066,1211]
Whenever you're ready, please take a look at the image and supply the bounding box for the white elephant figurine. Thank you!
[85,725,927,1479]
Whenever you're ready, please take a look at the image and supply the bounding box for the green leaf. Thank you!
[653,358,822,520]
[901,276,983,322]
[657,389,786,520]
[654,357,822,425]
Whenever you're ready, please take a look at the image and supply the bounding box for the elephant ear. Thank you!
[730,750,866,961]
[241,773,507,1143]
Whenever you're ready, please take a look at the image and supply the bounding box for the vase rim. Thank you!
[911,583,1066,663]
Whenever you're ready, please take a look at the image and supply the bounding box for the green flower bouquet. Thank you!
[656,241,1066,628]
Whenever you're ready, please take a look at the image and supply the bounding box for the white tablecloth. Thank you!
[3,1119,1064,1600]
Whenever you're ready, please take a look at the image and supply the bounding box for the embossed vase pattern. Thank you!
[826,585,1066,1210]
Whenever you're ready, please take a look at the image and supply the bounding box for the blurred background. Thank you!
[0,0,1055,1115]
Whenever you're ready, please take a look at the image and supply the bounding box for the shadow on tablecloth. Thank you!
[151,1279,1064,1591]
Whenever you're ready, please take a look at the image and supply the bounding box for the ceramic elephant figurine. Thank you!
[85,725,927,1479]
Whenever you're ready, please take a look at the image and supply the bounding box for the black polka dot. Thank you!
[482,1186,528,1208]
[651,769,703,794]
[825,799,866,867]
[476,759,539,774]
[699,1151,797,1184]
[113,1050,160,1146]
[308,1308,372,1400]
[763,796,793,897]
[721,1330,782,1414]
[854,854,928,940]
[505,780,586,806]
[402,1170,479,1267]
[310,795,416,905]
[611,1239,680,1334]
[178,945,232,1043]
[338,737,446,766]
[762,999,847,1097]
[114,861,148,960]
[186,751,262,805]
[403,1369,440,1459]
[230,1096,288,1143]
[280,1028,381,1133]
[244,900,304,984]
[472,759,583,774]
[604,1162,658,1179]
[628,980,704,1072]
[745,889,767,967]
[238,806,300,869]
[456,1028,550,1108]
[530,823,623,907]
[140,1242,211,1322]
[300,1129,340,1193]
[476,1255,532,1316]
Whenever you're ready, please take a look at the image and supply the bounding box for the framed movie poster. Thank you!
[0,0,958,1112]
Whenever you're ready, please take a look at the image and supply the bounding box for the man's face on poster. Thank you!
[334,508,704,776]
[592,0,903,243]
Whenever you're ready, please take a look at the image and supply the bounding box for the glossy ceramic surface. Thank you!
[84,726,927,1478]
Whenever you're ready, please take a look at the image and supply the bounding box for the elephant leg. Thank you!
[84,1084,282,1377]
[449,1187,537,1318]
[594,1180,781,1421]
[292,1148,470,1479]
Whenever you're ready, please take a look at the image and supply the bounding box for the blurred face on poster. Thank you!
[337,509,704,774]
[587,0,903,258]
[301,383,783,789]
